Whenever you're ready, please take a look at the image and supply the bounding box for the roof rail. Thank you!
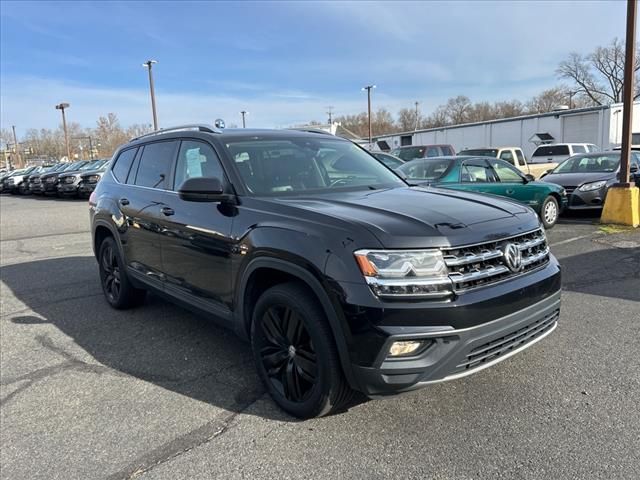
[288,127,334,136]
[130,124,222,141]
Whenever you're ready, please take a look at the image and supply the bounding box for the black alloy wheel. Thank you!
[251,282,353,419]
[98,236,146,309]
[259,304,318,402]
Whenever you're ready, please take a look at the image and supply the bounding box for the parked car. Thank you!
[57,159,108,198]
[40,161,89,196]
[1,168,24,193]
[397,156,567,228]
[390,144,455,161]
[372,152,404,169]
[28,163,66,194]
[90,125,561,418]
[541,151,640,211]
[77,161,111,198]
[3,166,38,194]
[530,143,598,165]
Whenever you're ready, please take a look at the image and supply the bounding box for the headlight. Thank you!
[46,177,56,183]
[354,249,451,299]
[64,176,76,183]
[87,175,100,183]
[578,180,606,192]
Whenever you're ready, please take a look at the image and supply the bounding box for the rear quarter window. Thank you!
[532,145,570,157]
[111,148,137,182]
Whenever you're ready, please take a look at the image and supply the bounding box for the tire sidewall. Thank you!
[251,286,335,418]
[98,237,124,308]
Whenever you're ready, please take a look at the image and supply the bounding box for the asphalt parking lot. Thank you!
[1,195,639,480]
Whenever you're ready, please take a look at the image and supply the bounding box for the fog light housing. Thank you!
[388,340,431,357]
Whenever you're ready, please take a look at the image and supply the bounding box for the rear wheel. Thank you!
[98,236,146,309]
[540,196,559,229]
[251,282,353,418]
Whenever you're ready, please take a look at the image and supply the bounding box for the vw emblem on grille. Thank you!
[503,243,523,272]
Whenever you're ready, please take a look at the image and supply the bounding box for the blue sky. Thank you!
[0,0,630,134]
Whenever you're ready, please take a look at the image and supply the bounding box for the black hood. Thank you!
[264,186,540,248]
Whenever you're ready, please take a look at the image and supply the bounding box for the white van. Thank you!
[530,143,599,164]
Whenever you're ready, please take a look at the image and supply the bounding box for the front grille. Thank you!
[456,309,559,370]
[443,229,549,292]
[564,186,577,194]
[33,178,41,184]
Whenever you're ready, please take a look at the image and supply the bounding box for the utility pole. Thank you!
[414,101,420,131]
[240,111,247,128]
[73,136,95,159]
[326,106,334,125]
[601,0,639,227]
[362,85,376,146]
[11,125,22,167]
[55,103,71,161]
[142,60,159,130]
[568,90,576,109]
[617,0,636,187]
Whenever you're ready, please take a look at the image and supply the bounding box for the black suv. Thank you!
[90,125,561,418]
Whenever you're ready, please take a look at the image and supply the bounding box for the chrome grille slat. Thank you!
[444,229,550,292]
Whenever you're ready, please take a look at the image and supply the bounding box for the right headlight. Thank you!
[578,180,607,192]
[354,249,452,299]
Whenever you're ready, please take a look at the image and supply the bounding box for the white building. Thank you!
[374,102,640,158]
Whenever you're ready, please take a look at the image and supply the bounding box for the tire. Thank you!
[98,236,146,309]
[251,282,353,419]
[540,195,559,229]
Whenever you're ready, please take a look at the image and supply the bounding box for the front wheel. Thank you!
[251,282,353,419]
[98,236,146,309]
[540,196,559,229]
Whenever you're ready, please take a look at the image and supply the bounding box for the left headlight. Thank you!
[354,249,452,299]
[578,180,606,192]
[87,175,100,183]
[64,176,76,183]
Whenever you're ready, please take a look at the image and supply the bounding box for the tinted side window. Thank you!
[112,148,137,182]
[572,145,586,154]
[134,141,178,189]
[515,149,525,165]
[461,162,495,182]
[174,140,224,189]
[499,150,515,165]
[532,145,570,157]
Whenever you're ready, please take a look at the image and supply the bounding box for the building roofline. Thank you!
[374,104,620,140]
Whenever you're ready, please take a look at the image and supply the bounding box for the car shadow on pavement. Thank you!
[558,241,640,302]
[0,256,301,422]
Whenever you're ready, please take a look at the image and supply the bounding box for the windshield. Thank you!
[391,146,426,161]
[460,149,498,157]
[225,136,404,195]
[80,160,105,171]
[553,153,620,173]
[373,153,404,169]
[396,158,454,182]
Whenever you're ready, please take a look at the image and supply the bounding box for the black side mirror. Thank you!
[178,177,234,203]
[524,174,535,182]
[630,164,638,173]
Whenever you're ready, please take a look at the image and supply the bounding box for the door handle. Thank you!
[119,198,130,206]
[161,207,175,216]
[506,189,515,195]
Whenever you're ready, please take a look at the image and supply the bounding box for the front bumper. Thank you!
[566,188,607,210]
[78,182,97,196]
[352,290,560,396]
[57,182,80,196]
[42,182,59,194]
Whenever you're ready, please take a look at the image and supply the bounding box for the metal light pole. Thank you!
[55,103,71,161]
[73,136,95,159]
[240,111,248,128]
[326,106,334,125]
[362,85,376,146]
[142,60,159,130]
[414,101,420,131]
[617,0,636,187]
[11,125,22,167]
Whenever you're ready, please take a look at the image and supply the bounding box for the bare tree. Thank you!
[526,87,570,113]
[422,105,449,128]
[557,38,640,105]
[445,96,472,124]
[468,102,496,122]
[397,107,420,131]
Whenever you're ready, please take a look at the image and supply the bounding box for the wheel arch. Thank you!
[236,257,358,388]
